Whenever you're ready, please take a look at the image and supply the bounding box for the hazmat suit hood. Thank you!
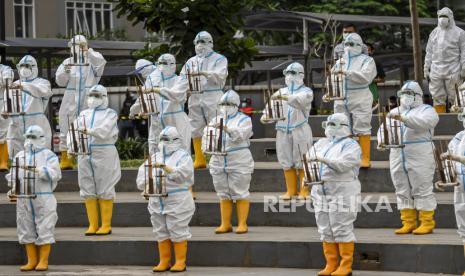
[437,7,456,29]
[399,81,423,110]
[324,113,351,140]
[219,90,240,117]
[283,62,305,89]
[87,84,108,109]
[157,54,176,78]
[158,126,183,155]
[343,33,363,57]
[194,31,214,58]
[23,125,47,150]
[135,59,156,79]
[17,55,38,81]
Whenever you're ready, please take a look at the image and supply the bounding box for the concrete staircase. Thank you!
[0,113,463,274]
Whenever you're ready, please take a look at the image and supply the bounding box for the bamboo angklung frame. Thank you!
[377,104,405,149]
[434,140,459,190]
[185,60,203,95]
[68,115,90,155]
[68,29,89,67]
[135,77,159,116]
[323,57,346,102]
[143,150,168,199]
[8,151,37,199]
[2,80,25,116]
[454,83,465,111]
[204,113,227,156]
[300,144,324,187]
[261,89,285,123]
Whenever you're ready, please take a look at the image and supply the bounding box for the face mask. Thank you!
[20,67,32,79]
[87,97,103,109]
[195,43,211,57]
[159,141,178,155]
[438,17,449,28]
[400,94,415,108]
[285,75,303,87]
[220,105,237,116]
[24,138,41,149]
[158,64,175,77]
[325,126,338,138]
[344,46,361,57]
[342,33,349,40]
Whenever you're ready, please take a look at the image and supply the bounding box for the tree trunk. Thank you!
[409,0,423,82]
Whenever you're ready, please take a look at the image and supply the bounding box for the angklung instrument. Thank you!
[185,60,203,95]
[300,144,324,187]
[68,115,90,155]
[8,151,37,199]
[433,140,459,191]
[204,113,227,156]
[135,77,159,116]
[143,150,168,199]
[2,79,24,116]
[377,103,405,149]
[261,89,285,123]
[323,57,346,102]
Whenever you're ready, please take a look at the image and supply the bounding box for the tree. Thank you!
[113,0,263,78]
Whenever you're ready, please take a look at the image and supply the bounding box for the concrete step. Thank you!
[0,162,452,194]
[0,265,453,275]
[250,136,453,162]
[0,192,456,229]
[0,227,463,274]
[257,114,463,138]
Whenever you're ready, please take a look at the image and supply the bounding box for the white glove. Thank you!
[36,166,48,180]
[450,154,465,164]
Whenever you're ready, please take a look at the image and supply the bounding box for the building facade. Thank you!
[6,0,145,41]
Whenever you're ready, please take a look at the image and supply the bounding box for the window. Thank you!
[66,1,113,37]
[13,0,36,38]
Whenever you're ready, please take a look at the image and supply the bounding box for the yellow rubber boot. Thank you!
[412,210,435,235]
[215,199,233,234]
[152,239,172,272]
[35,244,51,271]
[84,198,99,236]
[170,240,187,272]
[297,169,309,199]
[395,208,417,234]
[279,169,298,200]
[96,199,113,235]
[60,151,74,170]
[331,242,354,276]
[318,241,339,276]
[434,104,446,113]
[192,138,206,169]
[20,243,38,271]
[0,143,8,171]
[359,135,371,168]
[235,199,250,234]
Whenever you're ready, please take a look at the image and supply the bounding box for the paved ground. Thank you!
[0,227,461,245]
[0,266,456,276]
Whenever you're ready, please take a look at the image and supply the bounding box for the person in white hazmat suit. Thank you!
[331,33,377,168]
[130,54,191,153]
[67,84,121,236]
[6,125,61,271]
[180,31,228,169]
[260,62,314,200]
[202,90,254,234]
[134,58,156,82]
[56,35,106,170]
[0,64,14,171]
[424,7,465,113]
[308,113,360,276]
[5,55,53,158]
[136,126,195,272]
[377,81,439,235]
[441,109,465,276]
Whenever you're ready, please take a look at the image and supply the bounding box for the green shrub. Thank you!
[116,137,148,160]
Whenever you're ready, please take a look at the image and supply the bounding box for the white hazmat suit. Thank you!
[131,54,191,153]
[424,7,465,110]
[309,113,360,276]
[0,64,14,170]
[260,62,313,200]
[6,125,61,272]
[136,126,194,272]
[377,81,439,235]
[56,35,106,169]
[332,33,377,168]
[180,31,228,169]
[6,55,53,157]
